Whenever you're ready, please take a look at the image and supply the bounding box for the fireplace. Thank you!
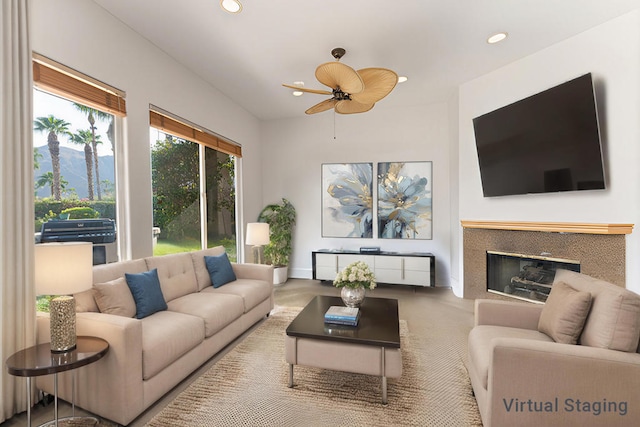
[486,251,580,304]
[461,221,632,301]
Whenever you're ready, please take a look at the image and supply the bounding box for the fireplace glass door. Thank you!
[486,251,580,303]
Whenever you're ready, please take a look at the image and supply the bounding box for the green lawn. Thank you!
[154,238,237,261]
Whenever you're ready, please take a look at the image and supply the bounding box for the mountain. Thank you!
[34,146,115,199]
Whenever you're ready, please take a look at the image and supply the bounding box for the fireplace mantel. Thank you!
[461,220,633,235]
[462,221,630,299]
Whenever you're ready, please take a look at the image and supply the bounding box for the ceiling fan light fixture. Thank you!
[398,76,408,83]
[220,0,242,14]
[292,81,304,96]
[487,32,508,44]
[283,48,398,115]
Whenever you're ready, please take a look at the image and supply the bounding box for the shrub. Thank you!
[61,206,100,219]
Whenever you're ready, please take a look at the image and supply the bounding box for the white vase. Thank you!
[341,286,366,308]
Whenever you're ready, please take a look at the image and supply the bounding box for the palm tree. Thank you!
[35,172,69,198]
[69,129,96,200]
[72,104,112,200]
[34,115,71,201]
[34,148,43,170]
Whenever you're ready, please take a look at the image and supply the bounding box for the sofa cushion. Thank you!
[125,269,168,319]
[74,289,99,313]
[554,269,640,352]
[167,292,245,337]
[76,259,149,313]
[93,277,136,318]
[146,252,198,303]
[468,325,553,389]
[141,311,205,380]
[204,253,237,288]
[538,281,592,344]
[202,278,272,313]
[191,246,227,291]
[93,259,148,284]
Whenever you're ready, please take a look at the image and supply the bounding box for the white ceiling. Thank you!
[93,0,639,121]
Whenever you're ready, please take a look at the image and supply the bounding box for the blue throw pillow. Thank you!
[125,269,167,319]
[204,253,236,288]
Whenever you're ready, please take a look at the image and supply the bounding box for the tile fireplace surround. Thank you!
[461,220,634,300]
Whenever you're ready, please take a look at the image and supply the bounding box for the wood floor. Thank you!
[2,279,474,427]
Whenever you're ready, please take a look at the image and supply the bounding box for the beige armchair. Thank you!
[467,269,640,427]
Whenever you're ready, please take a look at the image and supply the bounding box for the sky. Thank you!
[33,89,114,157]
[34,88,182,154]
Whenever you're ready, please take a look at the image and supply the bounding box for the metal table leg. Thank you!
[288,364,294,388]
[381,347,388,404]
[26,377,31,427]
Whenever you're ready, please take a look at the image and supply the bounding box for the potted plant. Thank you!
[258,198,296,284]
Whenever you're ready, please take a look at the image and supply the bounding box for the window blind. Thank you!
[32,54,126,117]
[149,110,242,158]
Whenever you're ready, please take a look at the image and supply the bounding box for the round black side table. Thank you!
[6,336,109,427]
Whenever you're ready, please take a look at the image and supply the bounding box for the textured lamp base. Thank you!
[49,295,77,353]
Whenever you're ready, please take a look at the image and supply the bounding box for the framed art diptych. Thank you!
[321,163,374,238]
[377,161,432,239]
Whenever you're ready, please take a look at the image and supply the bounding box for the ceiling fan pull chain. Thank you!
[333,110,337,140]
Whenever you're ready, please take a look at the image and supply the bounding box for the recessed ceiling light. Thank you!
[487,32,508,44]
[220,0,242,14]
[398,76,408,83]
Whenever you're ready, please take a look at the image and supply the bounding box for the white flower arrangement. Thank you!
[333,261,377,290]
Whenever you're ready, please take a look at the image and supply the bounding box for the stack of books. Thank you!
[324,306,360,326]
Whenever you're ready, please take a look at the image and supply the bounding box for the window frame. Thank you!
[149,107,241,256]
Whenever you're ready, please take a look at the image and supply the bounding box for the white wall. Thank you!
[448,92,461,296]
[261,102,453,286]
[30,0,264,260]
[458,11,640,294]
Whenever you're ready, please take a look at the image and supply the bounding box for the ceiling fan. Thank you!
[283,48,398,115]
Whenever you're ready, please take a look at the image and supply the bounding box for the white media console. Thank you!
[312,250,435,287]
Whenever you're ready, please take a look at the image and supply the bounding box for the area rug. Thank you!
[146,307,482,426]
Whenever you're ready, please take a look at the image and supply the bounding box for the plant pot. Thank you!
[273,266,288,285]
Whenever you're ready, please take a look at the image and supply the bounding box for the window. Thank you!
[149,109,239,260]
[32,56,125,262]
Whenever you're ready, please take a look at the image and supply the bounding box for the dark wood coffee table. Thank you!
[285,295,401,403]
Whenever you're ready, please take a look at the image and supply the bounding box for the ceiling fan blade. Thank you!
[315,62,364,94]
[350,68,398,104]
[282,84,332,95]
[335,100,374,114]
[305,99,338,115]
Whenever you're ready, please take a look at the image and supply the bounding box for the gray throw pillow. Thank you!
[93,276,136,318]
[538,281,592,344]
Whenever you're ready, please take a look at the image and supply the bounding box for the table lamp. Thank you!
[246,222,270,264]
[35,242,93,353]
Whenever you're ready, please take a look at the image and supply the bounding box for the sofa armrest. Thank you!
[232,262,274,284]
[488,338,640,426]
[36,311,145,426]
[475,299,543,330]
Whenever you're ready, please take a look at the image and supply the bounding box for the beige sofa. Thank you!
[36,246,274,426]
[467,269,640,427]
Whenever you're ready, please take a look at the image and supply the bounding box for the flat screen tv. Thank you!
[472,73,605,197]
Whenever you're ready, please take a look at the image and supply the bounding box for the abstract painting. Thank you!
[322,163,373,238]
[377,161,432,239]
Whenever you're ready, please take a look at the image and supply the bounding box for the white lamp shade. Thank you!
[35,242,93,296]
[246,223,270,246]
